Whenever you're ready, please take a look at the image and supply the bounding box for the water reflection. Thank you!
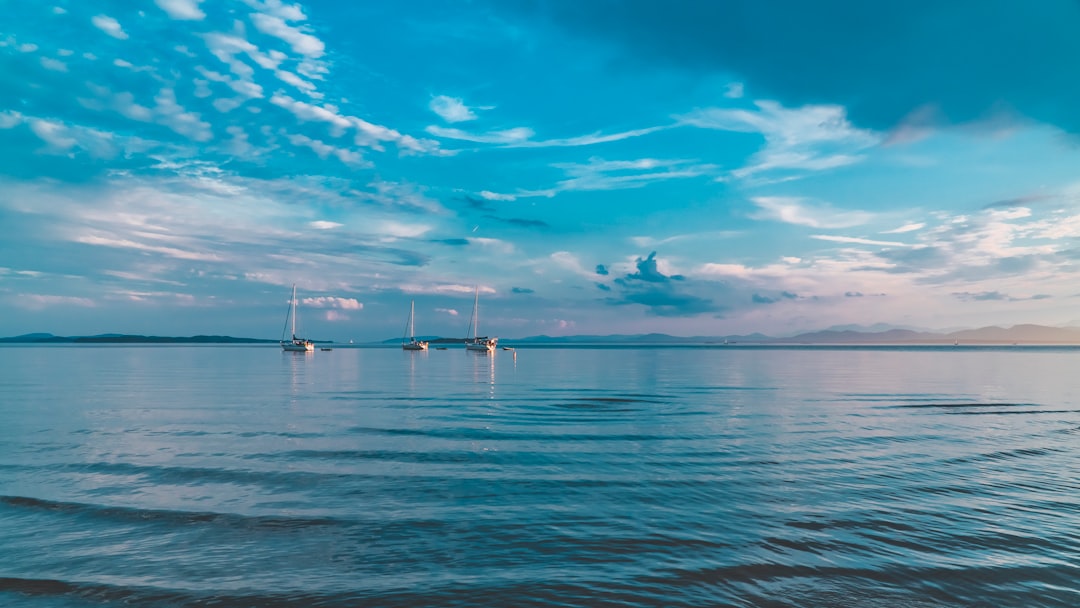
[284,348,311,401]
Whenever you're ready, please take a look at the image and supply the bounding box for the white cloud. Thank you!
[426,125,534,144]
[479,190,515,201]
[302,296,362,310]
[990,207,1032,221]
[18,294,96,310]
[696,263,755,279]
[40,57,67,72]
[18,43,38,53]
[29,120,78,151]
[309,220,342,230]
[430,95,478,122]
[469,237,515,255]
[286,132,365,165]
[356,179,446,213]
[882,222,925,234]
[680,100,880,179]
[155,0,205,20]
[273,68,316,95]
[724,82,744,99]
[195,66,263,102]
[21,115,119,158]
[435,307,459,316]
[77,234,222,261]
[153,88,213,141]
[488,157,714,200]
[378,220,432,239]
[536,157,715,196]
[630,231,738,248]
[92,15,128,40]
[0,111,23,128]
[270,94,351,133]
[425,124,665,148]
[511,126,666,148]
[250,12,325,58]
[269,94,441,155]
[810,235,910,247]
[750,196,873,229]
[550,251,595,278]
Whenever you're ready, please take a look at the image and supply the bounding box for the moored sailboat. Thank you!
[464,286,497,353]
[281,284,314,352]
[402,300,428,351]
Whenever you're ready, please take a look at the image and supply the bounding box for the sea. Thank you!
[0,344,1078,607]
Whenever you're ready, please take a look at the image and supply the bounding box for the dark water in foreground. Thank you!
[1,344,1078,607]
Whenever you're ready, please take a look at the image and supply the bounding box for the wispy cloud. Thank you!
[751,196,873,229]
[480,157,713,201]
[811,235,910,247]
[882,222,925,234]
[430,95,480,122]
[301,296,362,310]
[680,100,880,180]
[155,0,205,21]
[425,124,665,148]
[247,0,325,59]
[18,294,96,310]
[91,15,128,40]
[631,231,739,248]
[425,125,533,144]
[952,291,1051,302]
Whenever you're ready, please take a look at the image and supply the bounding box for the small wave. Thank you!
[271,449,497,465]
[883,402,1038,409]
[345,425,670,442]
[42,461,343,492]
[0,577,366,608]
[785,518,919,533]
[946,446,1064,464]
[0,495,340,531]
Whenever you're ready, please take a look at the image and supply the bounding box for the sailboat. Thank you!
[464,286,497,353]
[402,300,428,351]
[281,284,314,352]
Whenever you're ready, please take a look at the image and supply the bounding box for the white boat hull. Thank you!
[466,338,497,353]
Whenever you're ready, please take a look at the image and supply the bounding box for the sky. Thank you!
[3,0,1080,341]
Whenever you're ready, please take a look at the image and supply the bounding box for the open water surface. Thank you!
[0,344,1078,607]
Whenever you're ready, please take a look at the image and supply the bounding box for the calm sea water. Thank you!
[1,344,1078,607]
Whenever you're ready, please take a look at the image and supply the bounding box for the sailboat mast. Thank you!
[409,300,415,340]
[472,286,479,337]
[291,284,297,339]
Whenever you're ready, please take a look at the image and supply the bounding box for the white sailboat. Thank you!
[402,300,428,351]
[281,284,314,352]
[464,286,497,353]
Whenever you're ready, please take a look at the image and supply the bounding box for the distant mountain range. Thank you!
[504,323,1080,345]
[0,333,278,344]
[5,324,1080,345]
[511,324,1080,345]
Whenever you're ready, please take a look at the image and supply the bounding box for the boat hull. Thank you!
[465,338,497,353]
[402,342,428,351]
[282,341,314,352]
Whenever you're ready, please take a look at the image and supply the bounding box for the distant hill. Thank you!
[514,333,772,344]
[0,333,279,344]
[6,324,1080,346]
[513,324,1080,345]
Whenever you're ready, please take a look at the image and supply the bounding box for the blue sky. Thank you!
[3,0,1080,341]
